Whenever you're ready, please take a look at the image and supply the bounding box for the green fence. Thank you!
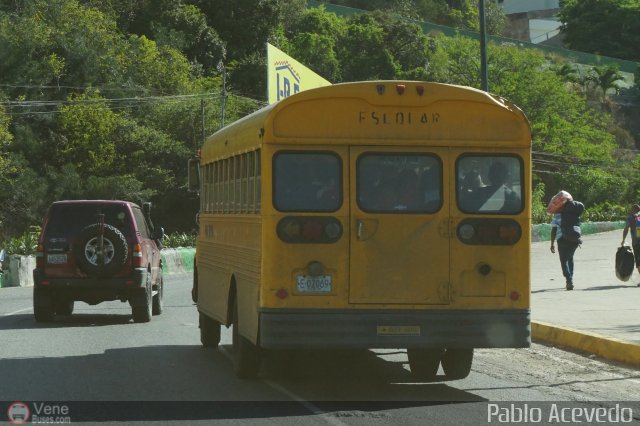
[531,221,625,242]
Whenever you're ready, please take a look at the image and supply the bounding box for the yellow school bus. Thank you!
[188,81,531,380]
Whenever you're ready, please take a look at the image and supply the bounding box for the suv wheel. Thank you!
[132,273,152,323]
[152,275,163,316]
[33,289,55,322]
[74,223,128,277]
[55,299,74,316]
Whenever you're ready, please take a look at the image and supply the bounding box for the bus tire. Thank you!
[199,312,221,348]
[232,304,261,379]
[407,348,443,381]
[441,348,473,380]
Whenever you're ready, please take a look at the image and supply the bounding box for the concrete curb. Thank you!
[532,321,640,367]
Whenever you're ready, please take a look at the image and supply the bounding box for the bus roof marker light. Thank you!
[376,84,385,95]
[416,86,424,96]
[396,84,406,95]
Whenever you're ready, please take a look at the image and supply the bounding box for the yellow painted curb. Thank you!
[532,321,640,367]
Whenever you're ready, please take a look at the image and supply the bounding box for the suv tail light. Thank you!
[132,243,143,267]
[36,244,44,268]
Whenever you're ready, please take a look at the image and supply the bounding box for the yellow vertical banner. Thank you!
[267,43,331,104]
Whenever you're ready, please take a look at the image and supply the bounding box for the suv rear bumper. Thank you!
[33,268,148,305]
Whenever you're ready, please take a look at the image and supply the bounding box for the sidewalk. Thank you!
[531,229,640,366]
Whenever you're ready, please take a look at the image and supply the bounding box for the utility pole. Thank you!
[479,0,489,92]
[217,60,227,128]
[200,98,205,149]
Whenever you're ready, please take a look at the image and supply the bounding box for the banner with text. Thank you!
[267,43,331,104]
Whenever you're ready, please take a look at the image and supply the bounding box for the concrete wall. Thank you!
[0,248,195,288]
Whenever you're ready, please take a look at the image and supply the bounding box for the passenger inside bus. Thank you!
[395,169,422,211]
[459,161,521,213]
[420,166,441,211]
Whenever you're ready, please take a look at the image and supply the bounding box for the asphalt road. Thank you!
[2,275,640,425]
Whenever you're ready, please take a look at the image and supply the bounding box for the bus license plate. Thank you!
[296,275,332,293]
[47,254,67,264]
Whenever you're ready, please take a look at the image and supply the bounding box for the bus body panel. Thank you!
[197,215,261,339]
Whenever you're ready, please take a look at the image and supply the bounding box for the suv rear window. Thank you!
[45,204,132,238]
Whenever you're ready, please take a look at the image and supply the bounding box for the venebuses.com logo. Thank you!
[6,401,72,424]
[7,402,30,424]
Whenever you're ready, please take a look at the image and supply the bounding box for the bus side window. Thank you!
[223,158,229,213]
[212,161,219,213]
[207,163,214,213]
[256,150,261,213]
[247,151,255,212]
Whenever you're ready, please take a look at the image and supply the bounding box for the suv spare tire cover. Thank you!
[74,223,128,277]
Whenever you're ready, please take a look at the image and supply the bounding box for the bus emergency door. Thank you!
[349,147,451,305]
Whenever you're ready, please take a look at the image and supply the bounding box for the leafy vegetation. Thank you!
[0,0,638,246]
[559,0,640,62]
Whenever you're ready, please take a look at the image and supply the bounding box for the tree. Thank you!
[285,6,347,82]
[559,0,640,61]
[337,14,399,81]
[584,64,625,102]
[192,0,306,61]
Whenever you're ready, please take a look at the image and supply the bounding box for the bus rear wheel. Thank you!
[441,348,473,380]
[232,304,261,379]
[407,348,443,381]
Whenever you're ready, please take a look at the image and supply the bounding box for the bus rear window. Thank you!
[273,152,342,212]
[457,155,523,214]
[357,154,442,213]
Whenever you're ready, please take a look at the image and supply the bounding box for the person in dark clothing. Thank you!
[548,191,584,290]
[621,204,640,279]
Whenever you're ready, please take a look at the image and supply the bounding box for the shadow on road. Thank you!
[0,313,133,330]
[0,342,486,421]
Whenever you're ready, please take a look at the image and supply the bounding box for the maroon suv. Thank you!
[32,200,164,323]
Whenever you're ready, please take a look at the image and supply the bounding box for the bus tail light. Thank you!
[457,219,521,245]
[510,291,520,301]
[277,217,343,244]
[36,244,44,268]
[276,288,289,299]
[132,243,143,267]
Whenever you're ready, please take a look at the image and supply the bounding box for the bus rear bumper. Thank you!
[258,308,530,349]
